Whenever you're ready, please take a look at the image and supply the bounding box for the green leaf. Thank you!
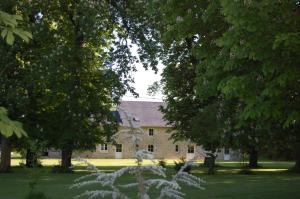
[1,29,8,39]
[0,107,27,138]
[12,28,32,42]
[14,14,23,21]
[6,31,15,45]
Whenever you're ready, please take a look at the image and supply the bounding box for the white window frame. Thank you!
[100,144,108,152]
[148,145,154,152]
[187,145,195,154]
[148,128,154,136]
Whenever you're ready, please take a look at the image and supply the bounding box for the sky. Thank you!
[122,45,164,102]
[122,62,164,102]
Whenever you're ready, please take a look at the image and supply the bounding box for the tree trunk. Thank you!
[208,154,216,175]
[0,135,11,172]
[204,153,216,174]
[248,147,258,168]
[25,149,38,168]
[293,142,300,172]
[61,149,72,169]
[203,156,210,167]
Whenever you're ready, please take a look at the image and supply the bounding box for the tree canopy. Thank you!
[0,0,157,170]
[123,0,300,169]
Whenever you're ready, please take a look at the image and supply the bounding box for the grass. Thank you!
[1,160,300,199]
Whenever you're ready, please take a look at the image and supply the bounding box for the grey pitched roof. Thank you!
[118,101,168,127]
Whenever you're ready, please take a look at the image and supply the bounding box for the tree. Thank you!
[0,5,31,172]
[1,0,131,171]
[11,0,155,170]
[216,0,300,169]
[124,0,300,170]
[122,0,231,171]
[0,107,27,172]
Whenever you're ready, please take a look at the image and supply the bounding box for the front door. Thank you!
[224,148,230,160]
[224,154,231,160]
[186,145,195,160]
[115,144,123,159]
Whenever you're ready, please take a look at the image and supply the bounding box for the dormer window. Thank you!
[149,129,154,136]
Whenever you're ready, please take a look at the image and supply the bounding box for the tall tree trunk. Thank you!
[0,135,11,172]
[25,149,38,168]
[293,141,300,172]
[61,149,72,169]
[248,147,258,168]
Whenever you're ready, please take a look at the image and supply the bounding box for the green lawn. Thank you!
[0,160,300,199]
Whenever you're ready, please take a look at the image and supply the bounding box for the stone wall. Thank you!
[73,127,207,160]
[49,127,240,161]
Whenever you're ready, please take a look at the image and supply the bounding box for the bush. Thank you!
[174,158,192,173]
[158,160,166,168]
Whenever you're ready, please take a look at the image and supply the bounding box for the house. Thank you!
[75,101,238,160]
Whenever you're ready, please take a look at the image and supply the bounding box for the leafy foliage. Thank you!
[0,107,27,138]
[0,10,32,45]
[0,0,158,169]
[122,0,300,168]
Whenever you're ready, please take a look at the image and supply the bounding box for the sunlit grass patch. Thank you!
[250,168,288,172]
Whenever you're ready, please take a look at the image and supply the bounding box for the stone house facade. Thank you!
[71,101,238,161]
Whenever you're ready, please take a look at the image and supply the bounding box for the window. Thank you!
[175,145,179,153]
[148,145,154,152]
[116,144,122,152]
[224,148,230,155]
[100,144,108,151]
[187,145,194,154]
[148,129,154,136]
